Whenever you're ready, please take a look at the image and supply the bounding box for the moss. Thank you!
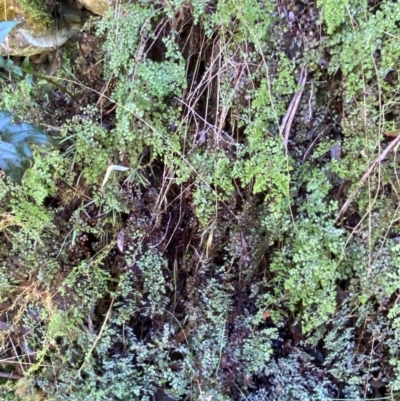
[0,0,52,29]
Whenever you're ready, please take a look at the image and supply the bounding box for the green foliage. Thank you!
[324,0,400,98]
[239,327,277,374]
[136,249,169,314]
[62,108,114,185]
[214,0,274,42]
[17,0,52,25]
[2,0,400,399]
[317,0,349,34]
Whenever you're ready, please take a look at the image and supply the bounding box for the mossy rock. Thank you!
[0,0,52,27]
[77,0,110,16]
[0,0,83,56]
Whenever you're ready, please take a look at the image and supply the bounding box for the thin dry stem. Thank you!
[280,65,308,149]
[336,134,400,221]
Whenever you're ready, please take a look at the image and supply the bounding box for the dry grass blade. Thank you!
[77,298,114,376]
[336,135,400,221]
[280,65,308,149]
[101,165,129,189]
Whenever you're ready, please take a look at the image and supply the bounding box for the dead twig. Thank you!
[302,125,332,162]
[336,135,400,221]
[280,65,308,149]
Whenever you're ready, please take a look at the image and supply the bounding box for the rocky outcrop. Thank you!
[0,1,83,57]
[0,0,112,57]
[0,25,81,56]
[77,0,110,16]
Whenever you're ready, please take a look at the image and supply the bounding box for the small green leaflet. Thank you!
[0,21,19,44]
[0,56,23,76]
[0,110,54,184]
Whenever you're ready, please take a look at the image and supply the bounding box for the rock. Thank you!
[77,0,110,16]
[1,26,80,56]
[0,1,83,57]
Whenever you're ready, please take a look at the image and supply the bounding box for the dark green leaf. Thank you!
[22,56,33,72]
[16,141,33,159]
[0,110,13,131]
[12,66,23,76]
[0,57,24,77]
[25,74,33,86]
[0,141,32,184]
[22,57,34,85]
[2,123,48,144]
[0,109,54,184]
[0,21,19,44]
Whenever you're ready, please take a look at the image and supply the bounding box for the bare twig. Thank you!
[20,67,79,103]
[280,65,308,149]
[336,135,400,221]
[302,125,332,162]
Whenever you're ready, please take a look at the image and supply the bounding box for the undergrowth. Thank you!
[1,0,400,400]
